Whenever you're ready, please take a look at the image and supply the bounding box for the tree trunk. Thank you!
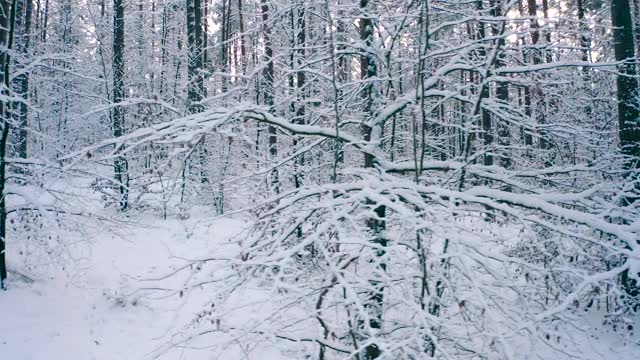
[577,0,590,64]
[477,0,493,166]
[519,0,533,147]
[11,0,31,160]
[113,0,129,210]
[491,0,510,169]
[261,0,278,193]
[526,0,550,152]
[187,0,204,113]
[187,0,208,185]
[633,0,640,57]
[0,0,15,288]
[202,0,208,72]
[360,0,385,358]
[237,0,246,73]
[612,0,640,166]
[0,0,9,288]
[541,0,552,63]
[612,0,640,309]
[40,0,46,42]
[292,3,305,189]
[159,0,168,96]
[220,0,228,92]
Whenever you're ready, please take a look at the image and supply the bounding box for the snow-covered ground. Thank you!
[0,213,265,360]
[2,209,639,360]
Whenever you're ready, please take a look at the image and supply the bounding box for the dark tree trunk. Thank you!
[491,0,510,169]
[187,0,208,185]
[187,0,204,113]
[633,0,640,57]
[220,0,228,92]
[612,0,640,165]
[360,0,378,169]
[261,0,278,193]
[202,0,208,72]
[0,0,15,288]
[526,0,550,152]
[359,1,386,358]
[612,0,640,308]
[519,0,533,147]
[159,2,168,96]
[113,0,129,210]
[542,0,552,63]
[577,0,590,64]
[292,3,305,189]
[237,0,246,73]
[12,0,31,160]
[40,0,46,42]
[477,0,493,166]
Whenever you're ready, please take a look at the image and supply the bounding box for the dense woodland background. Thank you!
[0,0,640,359]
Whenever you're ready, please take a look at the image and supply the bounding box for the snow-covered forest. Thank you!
[0,0,639,359]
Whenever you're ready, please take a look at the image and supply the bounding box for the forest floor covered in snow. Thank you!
[1,208,640,360]
[0,211,286,360]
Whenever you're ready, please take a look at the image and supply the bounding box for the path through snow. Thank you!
[0,215,248,360]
